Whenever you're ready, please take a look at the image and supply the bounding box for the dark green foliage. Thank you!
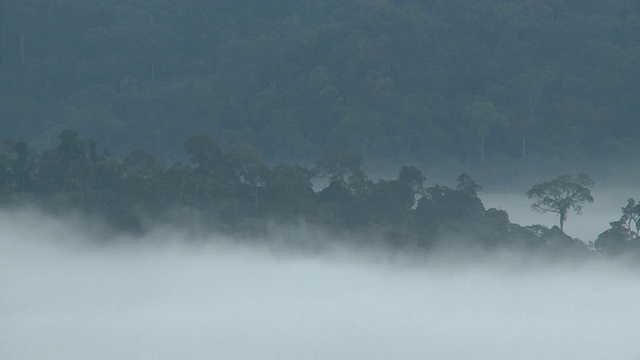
[3,130,616,256]
[123,149,163,179]
[0,140,36,195]
[1,0,640,180]
[456,173,482,197]
[315,153,363,185]
[37,130,92,196]
[595,198,640,253]
[615,198,640,242]
[399,166,425,194]
[594,228,628,254]
[318,181,351,205]
[264,165,316,218]
[184,136,223,170]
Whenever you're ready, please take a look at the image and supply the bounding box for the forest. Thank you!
[0,130,638,255]
[1,0,640,184]
[4,3,640,358]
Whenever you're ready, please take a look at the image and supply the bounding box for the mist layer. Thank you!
[1,209,639,360]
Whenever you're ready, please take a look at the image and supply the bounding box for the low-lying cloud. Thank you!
[2,208,639,360]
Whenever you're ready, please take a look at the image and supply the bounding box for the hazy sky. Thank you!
[2,208,640,360]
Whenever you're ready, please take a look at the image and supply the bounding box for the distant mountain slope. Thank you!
[1,0,639,181]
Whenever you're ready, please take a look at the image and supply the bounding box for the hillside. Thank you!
[1,0,639,182]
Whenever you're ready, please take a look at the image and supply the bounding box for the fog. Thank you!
[483,186,636,243]
[2,208,640,360]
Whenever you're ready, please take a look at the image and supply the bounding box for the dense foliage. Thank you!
[3,130,639,256]
[1,0,640,181]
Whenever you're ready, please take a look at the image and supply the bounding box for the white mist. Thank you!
[1,209,639,360]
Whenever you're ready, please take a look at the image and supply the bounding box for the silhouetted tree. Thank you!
[314,153,363,185]
[526,174,594,232]
[614,198,640,241]
[595,198,640,252]
[456,173,482,197]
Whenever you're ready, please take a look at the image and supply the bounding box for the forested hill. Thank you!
[1,0,639,181]
[3,129,637,255]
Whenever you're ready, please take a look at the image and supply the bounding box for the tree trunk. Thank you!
[521,134,526,161]
[560,211,566,232]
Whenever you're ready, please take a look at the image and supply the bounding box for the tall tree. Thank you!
[526,174,594,232]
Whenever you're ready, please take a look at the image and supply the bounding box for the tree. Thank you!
[227,142,270,206]
[0,139,36,194]
[123,149,163,179]
[594,198,640,252]
[184,135,222,169]
[456,173,481,197]
[399,166,425,193]
[265,165,316,216]
[398,166,425,208]
[37,130,92,196]
[615,198,640,241]
[526,174,594,232]
[314,153,363,185]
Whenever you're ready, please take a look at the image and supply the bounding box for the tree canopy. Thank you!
[3,130,640,258]
[0,130,598,254]
[526,173,594,232]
